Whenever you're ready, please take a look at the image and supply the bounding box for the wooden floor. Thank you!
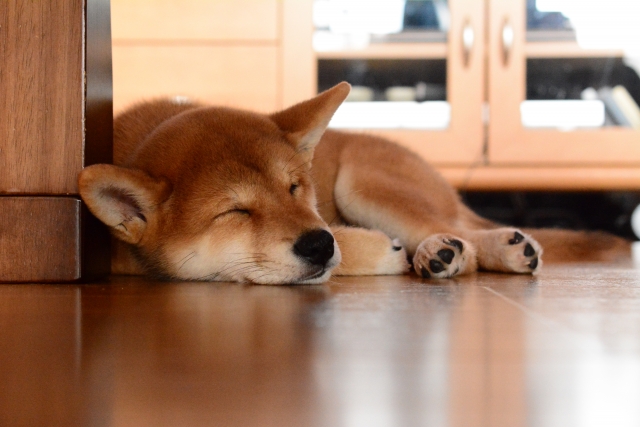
[2,262,640,427]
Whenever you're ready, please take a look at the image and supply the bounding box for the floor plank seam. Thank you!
[481,286,574,333]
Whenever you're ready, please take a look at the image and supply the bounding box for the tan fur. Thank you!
[78,83,631,284]
[522,228,630,263]
[331,226,410,276]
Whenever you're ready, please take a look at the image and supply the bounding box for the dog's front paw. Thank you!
[372,238,412,275]
[332,227,410,276]
[413,234,477,279]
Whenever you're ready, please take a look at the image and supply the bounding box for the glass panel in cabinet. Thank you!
[523,0,640,130]
[313,0,451,130]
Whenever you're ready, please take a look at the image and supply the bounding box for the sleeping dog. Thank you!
[79,83,630,284]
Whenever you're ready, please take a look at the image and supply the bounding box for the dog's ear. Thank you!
[78,164,172,245]
[270,82,350,156]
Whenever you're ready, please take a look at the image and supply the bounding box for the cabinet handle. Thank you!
[501,19,514,65]
[462,20,474,67]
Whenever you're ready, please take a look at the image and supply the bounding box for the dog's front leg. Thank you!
[330,226,410,276]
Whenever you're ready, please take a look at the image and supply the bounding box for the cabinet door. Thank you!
[113,45,279,113]
[299,0,485,165]
[111,0,278,41]
[111,0,280,114]
[488,0,640,165]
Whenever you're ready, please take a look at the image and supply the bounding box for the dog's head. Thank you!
[79,83,350,284]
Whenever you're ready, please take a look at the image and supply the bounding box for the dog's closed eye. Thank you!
[215,208,251,220]
[289,183,299,195]
[231,208,251,216]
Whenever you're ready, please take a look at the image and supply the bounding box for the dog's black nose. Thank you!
[293,229,335,266]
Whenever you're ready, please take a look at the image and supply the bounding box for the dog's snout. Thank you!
[293,229,335,266]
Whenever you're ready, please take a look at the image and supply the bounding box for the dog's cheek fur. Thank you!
[164,235,254,281]
[158,222,309,284]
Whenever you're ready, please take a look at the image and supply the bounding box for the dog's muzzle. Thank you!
[293,229,335,267]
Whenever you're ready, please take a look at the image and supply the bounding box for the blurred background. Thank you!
[111,0,640,240]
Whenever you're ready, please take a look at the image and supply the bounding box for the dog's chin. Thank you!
[294,267,333,285]
[240,267,333,285]
[294,252,341,284]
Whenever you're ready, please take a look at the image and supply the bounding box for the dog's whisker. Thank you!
[222,257,262,265]
[176,251,196,265]
[248,271,272,281]
[223,259,276,276]
[290,160,312,174]
[282,150,305,172]
[327,196,361,226]
[316,189,363,207]
[194,272,218,281]
[225,185,240,199]
[217,261,260,275]
[224,252,267,256]
[176,252,197,273]
[189,254,284,282]
[330,229,344,236]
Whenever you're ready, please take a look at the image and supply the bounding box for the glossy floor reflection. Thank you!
[2,264,640,427]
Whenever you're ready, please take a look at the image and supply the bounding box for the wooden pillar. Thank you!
[0,0,112,281]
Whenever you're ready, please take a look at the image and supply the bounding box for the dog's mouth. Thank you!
[295,267,328,284]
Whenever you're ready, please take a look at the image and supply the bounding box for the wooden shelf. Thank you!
[525,42,624,58]
[316,42,447,60]
[315,41,622,60]
[439,166,640,191]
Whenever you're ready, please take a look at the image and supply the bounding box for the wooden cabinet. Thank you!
[113,45,279,113]
[298,0,640,190]
[488,0,640,166]
[311,0,486,165]
[111,0,317,114]
[0,0,112,281]
[111,0,640,190]
[111,0,283,113]
[111,0,279,41]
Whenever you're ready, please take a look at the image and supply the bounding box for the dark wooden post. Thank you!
[0,0,113,281]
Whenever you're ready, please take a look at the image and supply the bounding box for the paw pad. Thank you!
[429,259,445,273]
[524,243,535,257]
[414,235,470,279]
[437,248,455,264]
[500,229,542,273]
[420,267,431,278]
[509,231,525,245]
[444,239,463,253]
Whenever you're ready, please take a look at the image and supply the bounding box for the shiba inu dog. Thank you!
[79,82,630,284]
